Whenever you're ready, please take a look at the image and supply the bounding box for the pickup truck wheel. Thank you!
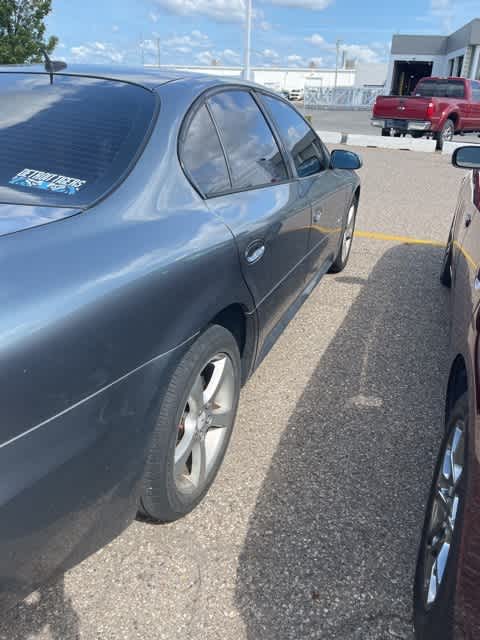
[411,132,424,139]
[381,128,390,137]
[436,119,454,151]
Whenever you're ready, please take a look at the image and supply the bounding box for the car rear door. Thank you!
[258,92,349,280]
[181,88,311,355]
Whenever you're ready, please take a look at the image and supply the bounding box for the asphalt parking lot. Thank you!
[303,106,480,144]
[0,147,464,640]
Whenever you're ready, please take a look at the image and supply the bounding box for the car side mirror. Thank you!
[452,146,480,169]
[330,149,362,171]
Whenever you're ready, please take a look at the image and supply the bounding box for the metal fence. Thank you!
[304,86,385,110]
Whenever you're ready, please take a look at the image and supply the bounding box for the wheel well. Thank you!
[446,355,468,421]
[211,304,255,384]
[448,112,459,130]
[354,186,360,203]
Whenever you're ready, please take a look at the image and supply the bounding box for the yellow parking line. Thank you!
[354,230,446,247]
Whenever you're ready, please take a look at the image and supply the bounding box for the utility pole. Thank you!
[156,37,161,67]
[243,0,252,81]
[140,33,145,66]
[334,38,342,94]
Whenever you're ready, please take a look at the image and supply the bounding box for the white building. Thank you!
[145,63,357,91]
[386,18,480,95]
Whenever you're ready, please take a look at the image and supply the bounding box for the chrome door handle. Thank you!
[313,210,323,224]
[245,242,265,264]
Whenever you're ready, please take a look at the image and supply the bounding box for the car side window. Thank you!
[473,81,480,103]
[207,90,288,191]
[259,93,328,178]
[181,104,231,197]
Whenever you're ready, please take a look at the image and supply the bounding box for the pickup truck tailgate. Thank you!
[373,96,431,120]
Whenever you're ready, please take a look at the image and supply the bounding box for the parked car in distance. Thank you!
[286,88,304,101]
[371,77,480,150]
[0,64,361,613]
[414,145,480,639]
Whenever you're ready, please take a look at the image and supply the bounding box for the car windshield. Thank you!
[414,79,465,98]
[0,73,156,207]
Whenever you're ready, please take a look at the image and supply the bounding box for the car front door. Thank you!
[181,89,311,358]
[258,93,350,281]
[454,168,480,313]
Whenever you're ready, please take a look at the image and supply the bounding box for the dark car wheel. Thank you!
[139,324,241,523]
[440,240,453,288]
[436,119,455,151]
[329,197,358,273]
[414,393,468,640]
[411,131,424,139]
[381,128,390,137]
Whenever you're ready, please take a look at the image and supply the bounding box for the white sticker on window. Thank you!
[9,169,87,196]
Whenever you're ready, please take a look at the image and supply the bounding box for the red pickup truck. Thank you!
[371,77,480,150]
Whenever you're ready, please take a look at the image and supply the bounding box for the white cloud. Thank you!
[429,0,454,31]
[163,30,210,48]
[154,0,245,22]
[308,56,324,67]
[70,41,125,64]
[112,24,119,32]
[195,50,218,65]
[261,48,280,60]
[222,48,240,63]
[307,34,383,64]
[268,0,333,8]
[149,11,160,22]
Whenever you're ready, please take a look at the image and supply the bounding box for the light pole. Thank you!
[334,38,342,93]
[243,0,252,81]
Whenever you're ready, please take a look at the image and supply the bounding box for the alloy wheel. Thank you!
[341,203,356,263]
[443,124,454,142]
[422,422,465,608]
[175,353,236,494]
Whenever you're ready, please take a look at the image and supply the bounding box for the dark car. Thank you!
[0,65,361,611]
[414,145,480,639]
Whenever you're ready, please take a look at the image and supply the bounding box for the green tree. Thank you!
[0,0,58,65]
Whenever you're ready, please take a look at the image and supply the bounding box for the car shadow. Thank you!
[235,243,451,640]
[0,577,80,640]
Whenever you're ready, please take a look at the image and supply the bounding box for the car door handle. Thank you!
[313,210,323,224]
[245,242,265,264]
[466,212,472,227]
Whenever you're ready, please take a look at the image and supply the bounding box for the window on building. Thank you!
[457,56,464,76]
[472,81,480,103]
[448,58,455,76]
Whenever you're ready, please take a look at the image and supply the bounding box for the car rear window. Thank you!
[415,79,465,98]
[0,73,157,207]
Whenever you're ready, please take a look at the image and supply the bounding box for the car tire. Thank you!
[381,128,390,137]
[329,196,358,274]
[413,393,468,640]
[440,239,453,288]
[138,324,241,523]
[436,119,455,151]
[411,131,424,139]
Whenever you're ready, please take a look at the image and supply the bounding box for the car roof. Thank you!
[0,64,255,92]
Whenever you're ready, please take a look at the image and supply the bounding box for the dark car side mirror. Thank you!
[330,149,362,171]
[452,146,480,169]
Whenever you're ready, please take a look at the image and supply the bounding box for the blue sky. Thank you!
[46,0,480,68]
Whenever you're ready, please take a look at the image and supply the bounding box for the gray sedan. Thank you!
[0,64,361,612]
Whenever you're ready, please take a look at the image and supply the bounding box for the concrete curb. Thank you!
[315,129,438,153]
[316,130,342,144]
[442,140,480,155]
[345,134,437,153]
